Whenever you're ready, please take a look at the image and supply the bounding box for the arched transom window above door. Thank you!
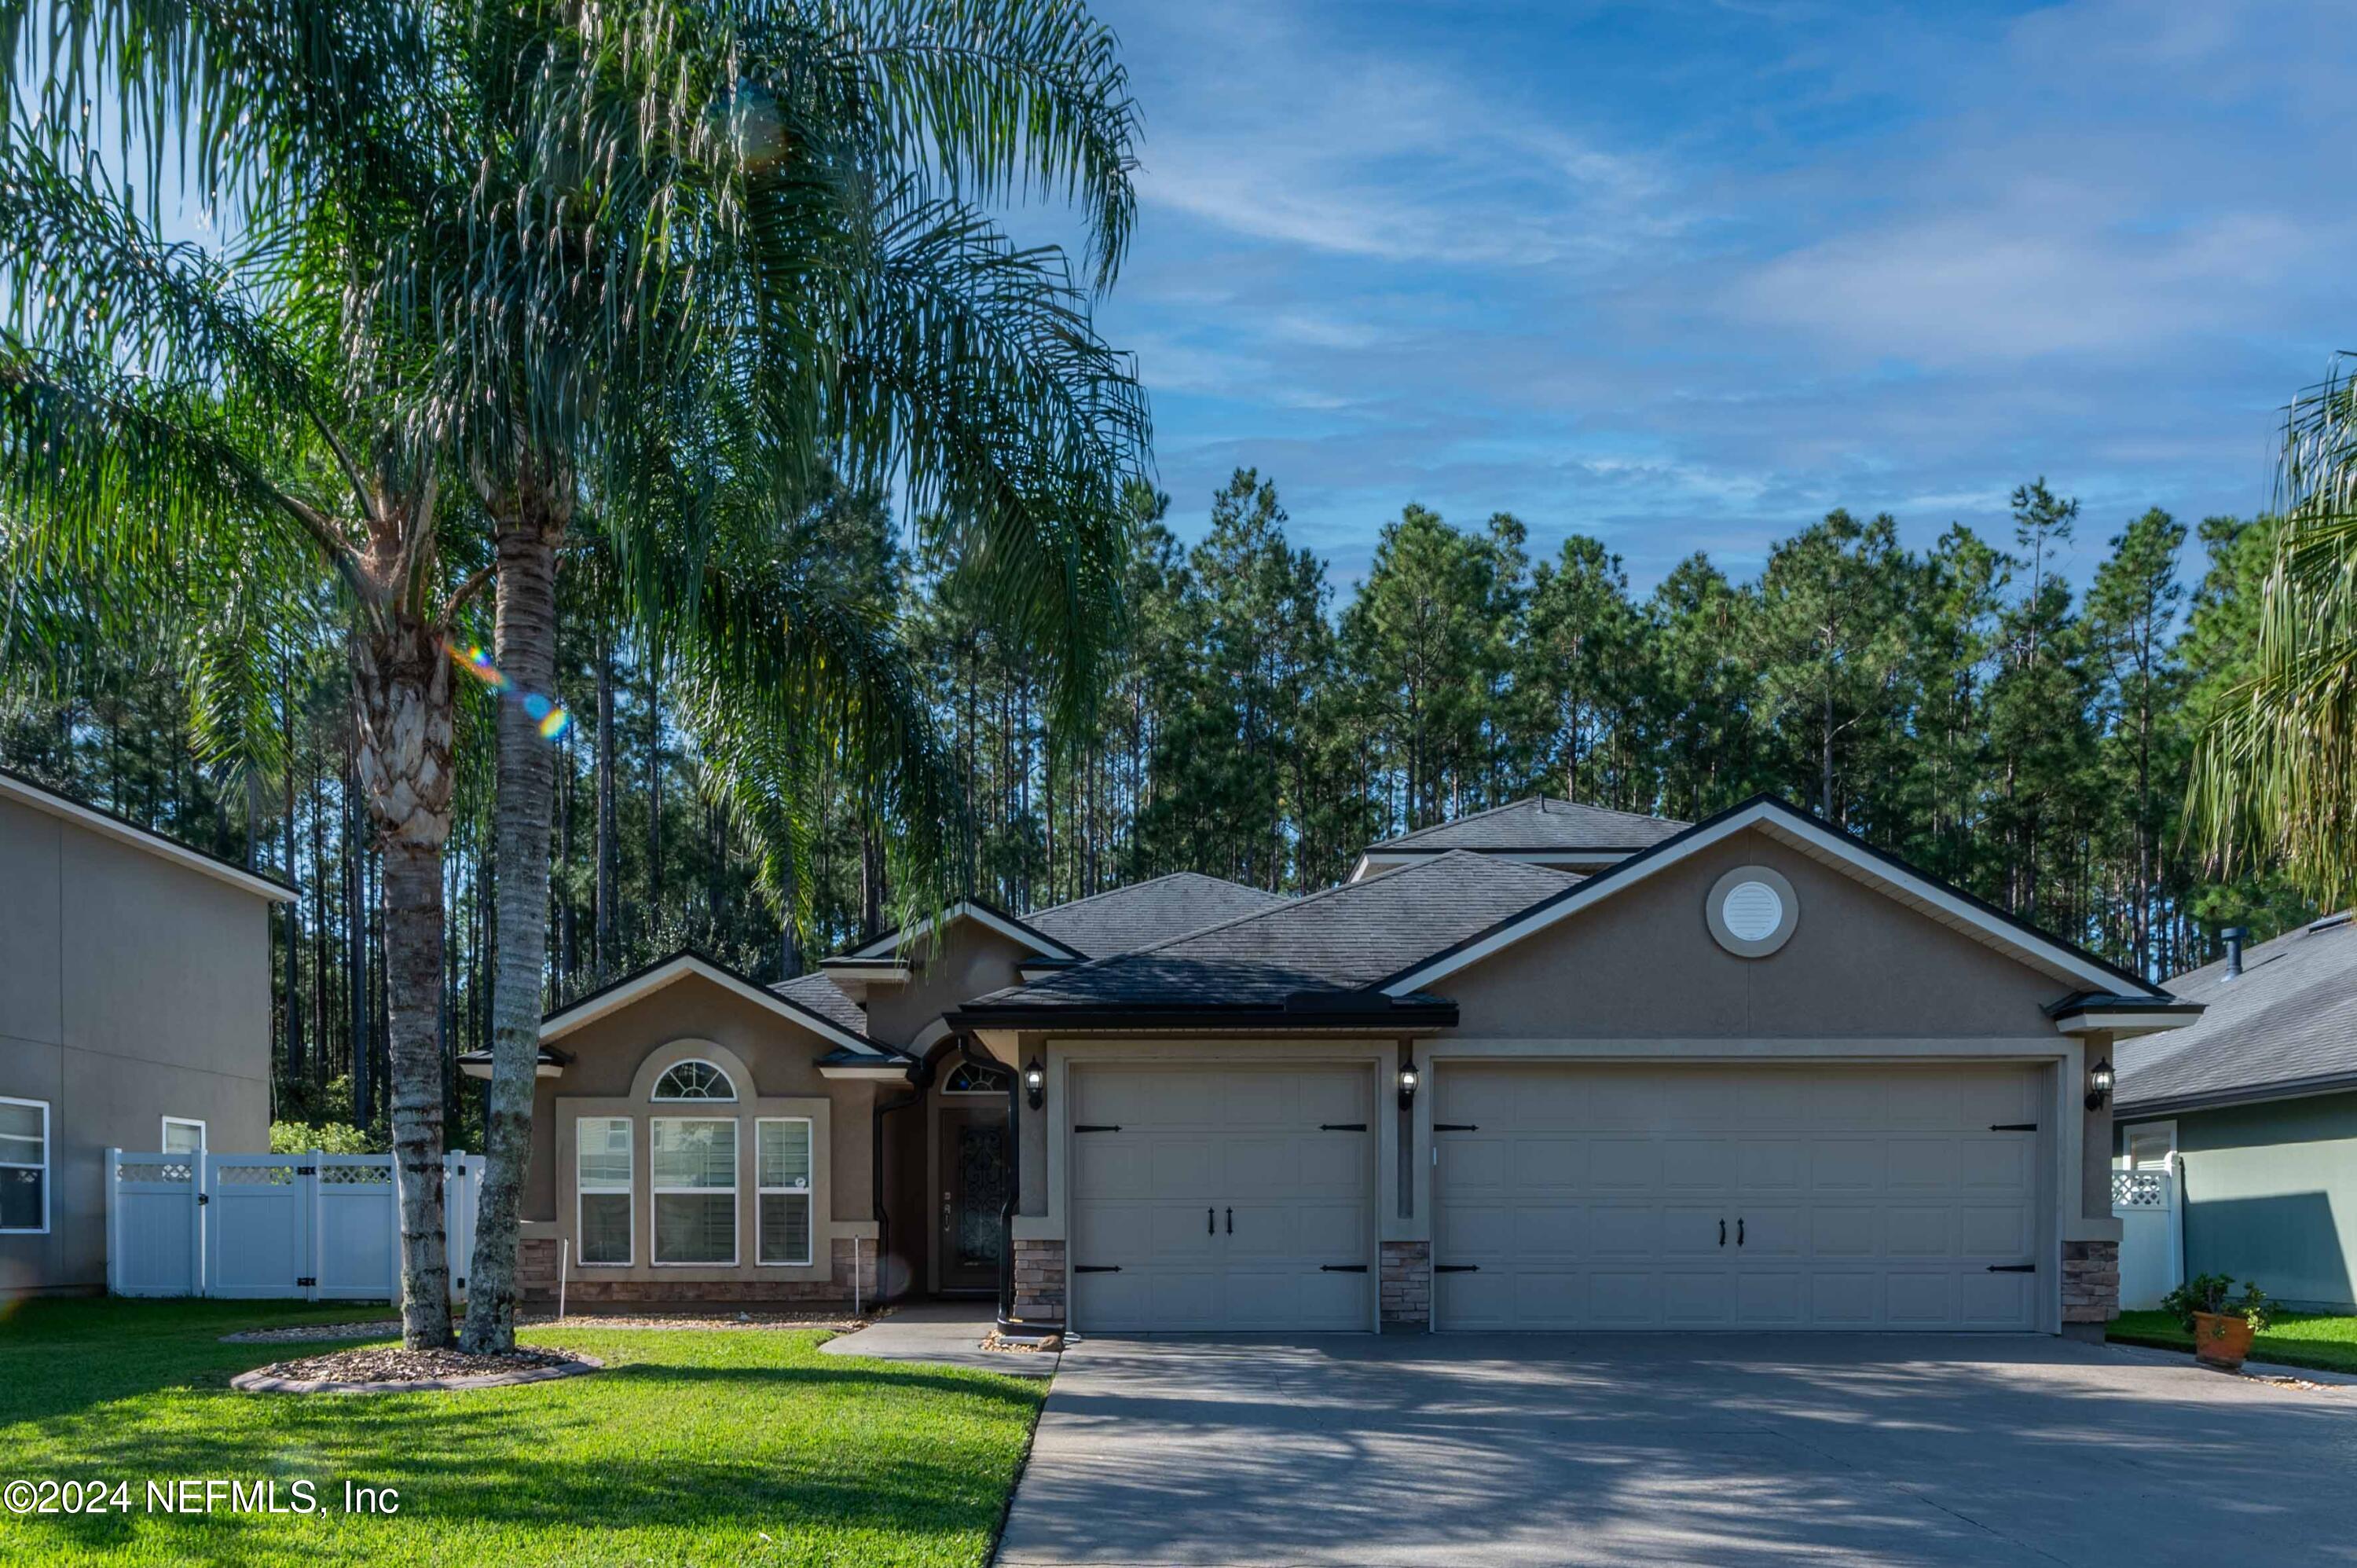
[941,1060,1010,1095]
[652,1059,737,1101]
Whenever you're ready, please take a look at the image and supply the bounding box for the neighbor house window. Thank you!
[652,1060,735,1101]
[161,1118,206,1156]
[651,1117,737,1265]
[577,1117,634,1266]
[757,1118,814,1266]
[0,1097,48,1233]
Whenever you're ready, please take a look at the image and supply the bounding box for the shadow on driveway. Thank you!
[997,1332,2357,1566]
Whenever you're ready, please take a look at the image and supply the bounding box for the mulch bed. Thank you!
[233,1345,602,1395]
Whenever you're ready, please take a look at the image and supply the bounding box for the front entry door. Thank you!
[941,1108,1010,1293]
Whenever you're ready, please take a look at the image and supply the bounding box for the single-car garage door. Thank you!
[1434,1063,2046,1331]
[1069,1064,1375,1332]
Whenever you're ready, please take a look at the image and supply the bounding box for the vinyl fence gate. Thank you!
[108,1150,485,1302]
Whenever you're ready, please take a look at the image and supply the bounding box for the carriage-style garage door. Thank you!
[1069,1064,1375,1332]
[1433,1062,2047,1331]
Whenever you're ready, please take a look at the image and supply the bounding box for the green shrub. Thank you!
[267,1119,386,1156]
[2161,1273,2276,1332]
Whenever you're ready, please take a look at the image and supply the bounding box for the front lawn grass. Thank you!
[2110,1308,2357,1375]
[0,1298,1043,1566]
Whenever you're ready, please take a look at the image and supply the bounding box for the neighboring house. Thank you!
[489,795,2198,1338]
[2114,916,2357,1311]
[0,768,291,1299]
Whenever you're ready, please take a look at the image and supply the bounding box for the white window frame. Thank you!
[940,1061,1010,1096]
[160,1116,207,1156]
[576,1116,635,1267]
[756,1117,816,1267]
[651,1059,738,1103]
[0,1095,50,1235]
[651,1116,739,1267]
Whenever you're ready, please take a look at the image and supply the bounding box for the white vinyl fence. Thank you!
[108,1149,484,1302]
[2113,1166,2183,1310]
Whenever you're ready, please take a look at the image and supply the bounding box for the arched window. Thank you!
[652,1059,737,1102]
[941,1060,1010,1095]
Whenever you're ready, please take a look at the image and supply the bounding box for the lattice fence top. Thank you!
[320,1164,393,1187]
[115,1160,192,1185]
[215,1163,298,1186]
[2113,1169,2168,1208]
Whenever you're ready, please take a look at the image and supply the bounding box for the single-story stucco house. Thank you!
[2115,914,2357,1312]
[482,793,2199,1338]
[0,768,291,1299]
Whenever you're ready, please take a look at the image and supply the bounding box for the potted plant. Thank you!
[2161,1274,2275,1369]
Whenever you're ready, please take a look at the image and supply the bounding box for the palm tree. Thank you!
[0,133,471,1346]
[401,0,1149,1351]
[2193,356,2357,907]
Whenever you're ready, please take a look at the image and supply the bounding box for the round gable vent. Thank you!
[1707,866,1798,958]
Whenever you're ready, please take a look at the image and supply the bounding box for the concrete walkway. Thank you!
[818,1302,1059,1379]
[998,1332,2357,1566]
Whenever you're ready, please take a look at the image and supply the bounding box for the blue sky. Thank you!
[1069,0,2357,592]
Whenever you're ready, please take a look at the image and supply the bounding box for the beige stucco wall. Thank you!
[0,796,273,1296]
[522,976,878,1231]
[862,923,1034,1046]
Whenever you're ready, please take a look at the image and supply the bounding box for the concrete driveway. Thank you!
[996,1334,2357,1566]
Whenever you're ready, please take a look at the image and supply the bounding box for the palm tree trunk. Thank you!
[354,617,456,1349]
[464,488,566,1354]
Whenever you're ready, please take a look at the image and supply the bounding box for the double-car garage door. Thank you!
[1065,1061,2046,1334]
[1434,1063,2046,1331]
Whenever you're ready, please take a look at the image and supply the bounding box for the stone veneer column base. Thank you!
[1012,1239,1066,1326]
[2061,1239,2121,1325]
[1380,1240,1431,1330]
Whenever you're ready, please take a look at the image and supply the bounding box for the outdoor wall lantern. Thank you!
[1024,1059,1047,1111]
[2086,1057,2114,1112]
[1398,1053,1420,1110]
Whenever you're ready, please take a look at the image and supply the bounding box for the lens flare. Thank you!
[444,639,571,744]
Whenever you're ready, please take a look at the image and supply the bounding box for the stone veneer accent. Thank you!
[1380,1240,1431,1328]
[2061,1239,2121,1324]
[521,1236,878,1306]
[1013,1239,1066,1324]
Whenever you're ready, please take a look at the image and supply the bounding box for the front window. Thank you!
[757,1119,814,1266]
[161,1118,206,1156]
[652,1060,736,1101]
[577,1117,634,1266]
[0,1097,48,1233]
[652,1117,738,1265]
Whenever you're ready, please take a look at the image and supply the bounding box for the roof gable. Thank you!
[541,951,899,1057]
[1,766,295,902]
[848,899,1080,962]
[1380,795,2168,1002]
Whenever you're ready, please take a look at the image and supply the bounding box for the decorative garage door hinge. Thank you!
[1320,1264,1369,1273]
[1985,1264,2036,1273]
[1434,1264,1479,1273]
[1073,1265,1121,1273]
[1433,1123,1479,1132]
[1319,1123,1367,1131]
[1989,1123,2037,1132]
[1073,1124,1123,1134]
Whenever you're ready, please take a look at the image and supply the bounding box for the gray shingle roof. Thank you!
[770,971,869,1035]
[1025,872,1292,958]
[2117,914,2357,1113]
[1369,796,1685,854]
[956,852,1578,1017]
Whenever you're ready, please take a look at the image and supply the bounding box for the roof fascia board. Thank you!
[0,770,296,902]
[848,900,1081,962]
[541,954,891,1057]
[1380,799,2162,1000]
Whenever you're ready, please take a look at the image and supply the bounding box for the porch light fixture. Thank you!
[1397,1053,1420,1110]
[2086,1057,2114,1112]
[1024,1059,1046,1111]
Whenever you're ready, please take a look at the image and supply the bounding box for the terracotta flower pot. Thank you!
[2192,1310,2256,1369]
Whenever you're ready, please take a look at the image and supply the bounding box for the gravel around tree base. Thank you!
[250,1346,582,1384]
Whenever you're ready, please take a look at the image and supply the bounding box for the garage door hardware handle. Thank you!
[1986,1263,2036,1273]
[1319,1123,1367,1131]
[1719,1219,1726,1247]
[1074,1123,1123,1133]
[1989,1123,2037,1132]
[1434,1122,1479,1132]
[1208,1207,1215,1234]
[1074,1265,1122,1273]
[1321,1264,1369,1273]
[1435,1264,1479,1273]
[1737,1218,1744,1247]
[1226,1207,1233,1233]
